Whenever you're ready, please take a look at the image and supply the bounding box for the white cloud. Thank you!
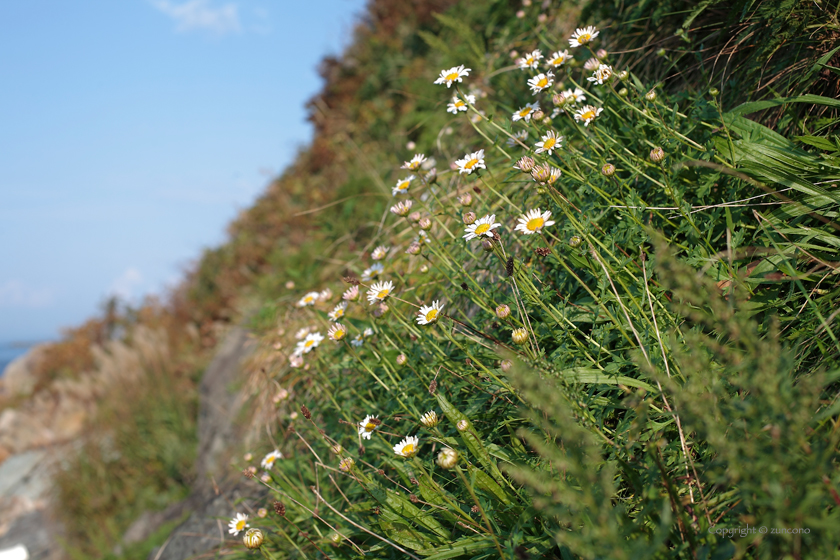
[109,267,144,300]
[151,0,241,34]
[0,280,54,308]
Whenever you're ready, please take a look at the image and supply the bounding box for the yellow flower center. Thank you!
[551,56,565,65]
[536,77,548,88]
[525,57,534,65]
[445,72,459,81]
[454,100,465,108]
[266,457,275,465]
[425,309,438,322]
[364,422,376,432]
[304,339,315,348]
[397,180,409,190]
[236,520,247,531]
[401,444,415,456]
[578,33,591,43]
[333,329,345,340]
[582,110,596,121]
[376,289,390,299]
[527,217,545,231]
[304,296,314,303]
[543,137,556,150]
[464,158,479,170]
[474,223,491,235]
[519,108,532,118]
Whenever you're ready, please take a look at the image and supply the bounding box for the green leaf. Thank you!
[561,367,657,392]
[417,536,496,559]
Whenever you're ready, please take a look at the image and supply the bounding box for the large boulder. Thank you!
[0,345,47,398]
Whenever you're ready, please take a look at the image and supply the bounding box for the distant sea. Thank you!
[0,343,34,377]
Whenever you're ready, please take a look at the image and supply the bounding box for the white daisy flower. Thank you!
[463,214,501,241]
[434,65,471,87]
[342,285,360,301]
[574,105,603,126]
[546,49,571,68]
[366,280,394,305]
[563,88,586,106]
[289,354,304,368]
[363,327,374,337]
[350,334,364,347]
[392,175,414,196]
[390,200,413,216]
[393,435,420,458]
[328,323,347,342]
[294,332,324,355]
[416,230,430,244]
[527,72,554,95]
[420,410,440,428]
[361,263,384,282]
[455,150,486,175]
[506,130,529,147]
[328,302,348,321]
[515,208,556,234]
[469,110,485,124]
[318,288,332,302]
[517,49,543,70]
[512,102,540,122]
[294,327,311,340]
[583,57,600,71]
[534,130,564,155]
[402,154,427,170]
[371,246,389,260]
[569,25,599,48]
[261,450,283,470]
[358,414,379,439]
[447,94,476,114]
[587,64,613,85]
[530,163,562,185]
[228,513,249,536]
[297,292,319,307]
[416,300,445,325]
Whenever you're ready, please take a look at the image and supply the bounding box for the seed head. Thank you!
[512,328,529,344]
[429,379,438,394]
[459,193,473,206]
[463,211,476,225]
[244,528,264,549]
[505,256,514,277]
[301,404,311,420]
[471,505,480,513]
[343,275,360,285]
[273,501,286,516]
[409,494,419,503]
[535,247,551,257]
[601,163,616,177]
[496,304,511,319]
[649,147,665,163]
[436,447,459,469]
[242,468,255,479]
[515,156,535,173]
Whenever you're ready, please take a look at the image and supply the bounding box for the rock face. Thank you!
[0,345,47,398]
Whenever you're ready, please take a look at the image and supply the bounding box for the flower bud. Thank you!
[601,163,615,177]
[406,242,421,255]
[419,217,432,230]
[408,211,421,223]
[618,87,628,97]
[532,109,545,121]
[481,238,494,252]
[456,419,469,431]
[500,359,513,371]
[406,141,416,150]
[515,156,535,173]
[511,328,529,344]
[552,92,567,107]
[436,448,458,469]
[285,280,295,289]
[459,193,472,206]
[568,235,582,247]
[537,13,547,23]
[330,532,342,544]
[649,147,665,163]
[244,528,264,549]
[645,90,657,102]
[516,9,525,18]
[332,444,343,454]
[509,49,519,59]
[656,48,666,57]
[463,211,476,225]
[530,163,551,183]
[709,87,719,97]
[495,304,511,319]
[339,457,355,472]
[419,264,429,273]
[372,303,389,317]
[425,168,437,183]
[396,353,407,366]
[420,410,439,428]
[257,508,268,518]
[596,48,608,59]
[243,453,253,462]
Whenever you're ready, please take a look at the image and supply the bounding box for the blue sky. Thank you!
[0,0,366,342]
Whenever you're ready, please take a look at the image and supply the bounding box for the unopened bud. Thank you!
[330,532,342,544]
[649,146,665,163]
[500,359,513,371]
[372,303,389,317]
[511,328,529,344]
[645,90,657,102]
[495,304,511,319]
[456,419,469,431]
[656,48,666,57]
[709,87,719,97]
[436,448,458,469]
[552,93,567,107]
[406,242,421,255]
[463,211,476,225]
[481,238,494,252]
[459,193,472,206]
[408,211,421,223]
[257,508,268,518]
[515,156,535,173]
[617,70,628,80]
[419,264,429,273]
[596,48,608,59]
[568,235,582,248]
[532,109,545,120]
[601,163,615,177]
[419,217,432,230]
[396,353,407,366]
[285,280,295,289]
[618,87,628,97]
[338,457,355,472]
[244,528,264,549]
